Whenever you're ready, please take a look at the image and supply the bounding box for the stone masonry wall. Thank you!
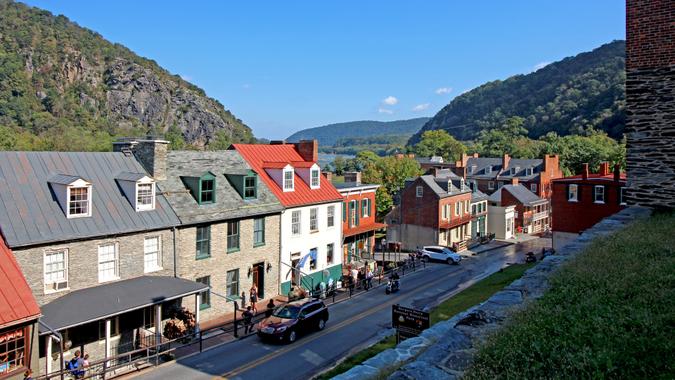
[331,207,651,380]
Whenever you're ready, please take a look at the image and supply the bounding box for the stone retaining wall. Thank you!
[331,207,651,380]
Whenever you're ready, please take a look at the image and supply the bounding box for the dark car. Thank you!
[257,298,329,343]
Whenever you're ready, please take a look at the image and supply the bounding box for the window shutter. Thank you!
[355,202,360,226]
[343,202,347,222]
[361,199,365,217]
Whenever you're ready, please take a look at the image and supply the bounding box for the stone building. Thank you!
[625,0,675,209]
[0,151,206,375]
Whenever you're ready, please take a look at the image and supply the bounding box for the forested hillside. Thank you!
[287,118,428,146]
[409,41,625,145]
[0,0,254,151]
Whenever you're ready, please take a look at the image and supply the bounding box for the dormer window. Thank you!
[460,178,465,190]
[136,182,155,211]
[448,181,453,193]
[200,178,215,204]
[115,172,155,211]
[283,168,294,192]
[511,167,520,175]
[469,165,477,174]
[486,165,492,174]
[311,168,320,189]
[68,185,91,218]
[244,175,257,199]
[525,168,534,176]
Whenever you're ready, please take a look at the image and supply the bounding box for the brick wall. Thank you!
[401,178,440,228]
[625,0,675,209]
[552,180,626,233]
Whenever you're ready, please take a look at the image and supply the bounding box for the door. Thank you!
[291,258,300,286]
[253,262,265,299]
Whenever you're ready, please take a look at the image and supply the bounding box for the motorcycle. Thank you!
[525,251,537,263]
[385,277,400,294]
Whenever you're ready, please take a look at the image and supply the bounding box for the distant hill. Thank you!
[287,118,429,147]
[409,40,626,145]
[0,0,254,151]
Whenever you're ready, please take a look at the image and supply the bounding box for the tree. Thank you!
[475,116,528,157]
[362,156,421,216]
[165,124,186,150]
[413,130,466,161]
[332,156,347,176]
[208,129,232,150]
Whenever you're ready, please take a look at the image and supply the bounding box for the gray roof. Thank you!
[0,152,180,248]
[471,188,489,203]
[47,174,84,185]
[39,276,208,333]
[418,174,471,198]
[488,184,547,206]
[158,151,283,225]
[115,172,149,182]
[466,157,542,181]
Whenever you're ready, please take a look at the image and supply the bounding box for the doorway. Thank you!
[252,262,265,298]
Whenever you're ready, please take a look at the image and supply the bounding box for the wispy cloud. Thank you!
[533,62,551,71]
[412,103,430,112]
[435,87,452,95]
[382,96,398,106]
[378,108,394,114]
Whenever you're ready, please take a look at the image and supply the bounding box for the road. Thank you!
[134,238,547,380]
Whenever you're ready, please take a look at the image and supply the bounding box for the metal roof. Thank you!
[488,184,547,206]
[334,182,380,191]
[0,238,40,329]
[115,172,149,182]
[0,152,180,248]
[47,174,86,185]
[418,175,471,198]
[38,276,208,333]
[158,151,283,225]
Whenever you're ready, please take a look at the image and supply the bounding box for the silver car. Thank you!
[419,246,462,264]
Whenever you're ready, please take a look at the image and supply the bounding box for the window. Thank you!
[227,221,240,252]
[200,178,215,204]
[98,317,120,340]
[327,206,335,228]
[244,176,257,199]
[350,200,358,227]
[44,250,68,292]
[98,243,119,282]
[416,186,423,197]
[620,187,627,205]
[226,269,239,297]
[486,165,492,174]
[342,202,347,222]
[362,198,370,217]
[327,243,334,264]
[465,200,470,215]
[309,248,317,270]
[311,169,320,188]
[530,184,537,193]
[196,276,211,309]
[455,202,460,216]
[442,204,449,219]
[568,184,578,202]
[144,236,161,273]
[472,204,476,214]
[488,181,495,190]
[68,186,91,217]
[292,210,301,235]
[469,165,477,174]
[253,218,265,246]
[136,182,155,211]
[283,169,294,191]
[309,208,319,232]
[526,168,534,176]
[0,326,27,375]
[196,225,211,259]
[594,185,605,203]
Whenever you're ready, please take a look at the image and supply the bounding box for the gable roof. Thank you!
[233,144,343,207]
[0,238,40,329]
[417,174,470,199]
[466,157,542,180]
[488,184,547,206]
[157,151,283,224]
[0,152,179,248]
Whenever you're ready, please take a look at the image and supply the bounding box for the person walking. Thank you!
[23,369,33,380]
[365,267,373,290]
[265,299,276,317]
[249,285,258,314]
[240,291,247,309]
[242,306,254,334]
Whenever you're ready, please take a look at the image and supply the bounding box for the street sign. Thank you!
[392,304,429,341]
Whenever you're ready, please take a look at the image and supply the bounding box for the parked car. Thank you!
[419,246,462,264]
[257,298,329,343]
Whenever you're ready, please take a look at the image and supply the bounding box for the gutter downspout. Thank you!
[38,320,64,380]
[172,226,178,277]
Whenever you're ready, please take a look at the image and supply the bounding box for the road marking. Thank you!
[218,267,474,379]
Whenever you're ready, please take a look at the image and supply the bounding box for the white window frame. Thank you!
[310,168,320,189]
[568,184,578,202]
[530,183,537,193]
[620,187,627,205]
[455,202,460,216]
[526,168,534,176]
[310,207,319,232]
[143,236,162,273]
[291,210,301,235]
[136,182,156,211]
[283,168,294,192]
[488,181,495,190]
[327,205,335,228]
[362,198,370,217]
[442,204,448,220]
[350,200,358,227]
[486,165,492,174]
[416,186,423,198]
[594,185,605,204]
[67,184,92,218]
[44,249,68,293]
[98,242,119,283]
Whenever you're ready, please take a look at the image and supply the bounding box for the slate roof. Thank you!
[471,188,489,203]
[158,151,283,225]
[466,157,542,180]
[233,144,343,207]
[0,238,40,329]
[39,276,208,333]
[488,184,547,206]
[0,152,180,248]
[418,173,471,198]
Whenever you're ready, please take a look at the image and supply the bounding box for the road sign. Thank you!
[392,304,429,341]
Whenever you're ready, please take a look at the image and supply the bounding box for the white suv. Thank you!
[419,246,462,264]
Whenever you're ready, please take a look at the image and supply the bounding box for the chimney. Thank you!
[511,177,519,186]
[502,154,510,171]
[582,163,589,180]
[114,138,169,180]
[613,163,621,182]
[599,162,611,176]
[295,139,318,162]
[472,153,479,158]
[395,153,404,160]
[543,154,559,175]
[323,171,333,182]
[461,153,469,167]
[344,171,361,184]
[407,153,415,159]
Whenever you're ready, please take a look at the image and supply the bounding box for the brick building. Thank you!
[625,0,675,209]
[551,162,627,250]
[488,180,550,234]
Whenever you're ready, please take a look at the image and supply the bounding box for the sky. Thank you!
[24,1,626,140]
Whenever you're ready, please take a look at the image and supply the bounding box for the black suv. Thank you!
[257,298,329,343]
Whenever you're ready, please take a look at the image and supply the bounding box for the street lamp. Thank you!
[382,238,387,263]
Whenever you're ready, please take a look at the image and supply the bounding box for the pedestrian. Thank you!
[23,369,33,380]
[240,291,247,309]
[351,266,358,286]
[83,353,90,371]
[365,267,373,290]
[250,285,258,314]
[265,299,275,317]
[242,306,254,334]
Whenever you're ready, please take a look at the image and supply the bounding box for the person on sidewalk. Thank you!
[365,267,373,290]
[241,291,247,309]
[265,299,276,317]
[242,306,254,334]
[250,285,259,314]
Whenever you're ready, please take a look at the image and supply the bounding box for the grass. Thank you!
[465,213,675,380]
[315,263,535,379]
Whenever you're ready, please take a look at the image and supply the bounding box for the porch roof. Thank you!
[344,222,387,238]
[39,276,208,334]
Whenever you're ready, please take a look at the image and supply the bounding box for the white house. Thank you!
[487,204,516,240]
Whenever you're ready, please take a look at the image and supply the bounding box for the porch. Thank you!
[342,222,386,264]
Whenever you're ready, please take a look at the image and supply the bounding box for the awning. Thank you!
[344,223,387,238]
[39,276,208,334]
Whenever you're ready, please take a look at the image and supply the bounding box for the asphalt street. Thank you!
[134,238,547,380]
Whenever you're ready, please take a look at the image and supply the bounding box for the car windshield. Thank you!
[442,248,456,255]
[273,305,301,319]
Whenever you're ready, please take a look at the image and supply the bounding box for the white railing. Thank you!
[532,211,549,221]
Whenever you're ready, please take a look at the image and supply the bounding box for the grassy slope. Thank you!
[466,213,675,379]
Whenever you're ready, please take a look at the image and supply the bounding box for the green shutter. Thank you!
[355,201,359,226]
[361,199,365,217]
[343,202,347,222]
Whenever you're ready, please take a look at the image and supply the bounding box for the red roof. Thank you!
[0,239,40,329]
[233,144,343,207]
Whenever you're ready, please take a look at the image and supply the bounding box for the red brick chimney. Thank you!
[582,163,589,180]
[295,140,318,162]
[599,162,611,176]
[511,177,519,186]
[613,164,621,182]
[502,154,510,170]
[323,171,333,182]
[543,154,559,175]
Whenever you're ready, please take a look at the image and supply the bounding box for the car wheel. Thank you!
[318,319,326,331]
[446,258,453,264]
[287,330,297,343]
[421,255,429,262]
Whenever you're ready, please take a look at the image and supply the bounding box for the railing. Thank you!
[439,214,472,229]
[531,211,549,222]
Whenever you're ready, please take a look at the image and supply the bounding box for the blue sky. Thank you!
[24,1,625,139]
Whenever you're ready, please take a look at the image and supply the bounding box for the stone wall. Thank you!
[331,207,651,380]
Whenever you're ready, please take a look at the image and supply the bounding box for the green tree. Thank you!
[362,156,421,216]
[413,130,466,161]
[475,116,528,156]
[208,129,232,150]
[165,124,186,150]
[333,156,347,175]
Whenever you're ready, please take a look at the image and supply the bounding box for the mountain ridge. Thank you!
[287,117,429,146]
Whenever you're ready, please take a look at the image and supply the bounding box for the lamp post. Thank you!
[382,238,387,264]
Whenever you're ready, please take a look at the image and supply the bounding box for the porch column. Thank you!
[154,304,162,345]
[46,335,52,374]
[194,293,201,334]
[105,319,111,360]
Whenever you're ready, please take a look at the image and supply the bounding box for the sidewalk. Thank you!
[464,240,513,256]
